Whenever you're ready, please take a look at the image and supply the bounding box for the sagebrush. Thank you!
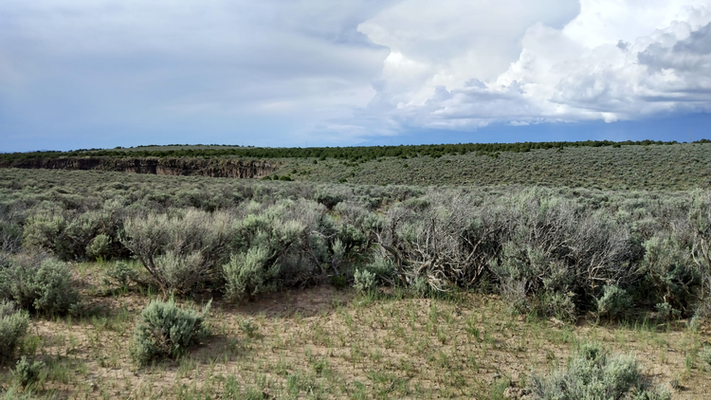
[130,298,212,365]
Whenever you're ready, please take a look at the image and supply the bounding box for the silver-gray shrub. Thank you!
[0,219,22,265]
[353,268,377,294]
[130,298,211,366]
[292,198,375,276]
[492,190,634,318]
[596,284,632,320]
[333,201,374,254]
[314,186,346,210]
[638,233,698,316]
[121,209,235,295]
[23,207,125,261]
[282,199,336,273]
[103,261,140,291]
[0,255,80,316]
[0,302,29,364]
[373,189,509,292]
[690,191,711,317]
[345,251,396,294]
[85,233,111,261]
[223,201,311,300]
[223,197,371,300]
[21,210,66,257]
[699,344,711,371]
[528,343,670,400]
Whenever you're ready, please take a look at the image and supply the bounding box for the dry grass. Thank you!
[1,264,711,399]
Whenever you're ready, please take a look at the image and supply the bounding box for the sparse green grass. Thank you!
[6,266,705,399]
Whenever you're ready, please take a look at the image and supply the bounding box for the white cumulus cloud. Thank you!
[357,0,711,131]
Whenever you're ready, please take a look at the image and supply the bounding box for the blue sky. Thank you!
[1,0,710,152]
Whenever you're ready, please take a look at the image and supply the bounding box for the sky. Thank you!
[1,0,710,152]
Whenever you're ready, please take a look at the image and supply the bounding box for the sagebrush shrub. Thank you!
[640,234,698,312]
[12,356,44,387]
[493,192,635,318]
[23,209,120,261]
[353,269,377,294]
[540,291,577,323]
[223,208,305,299]
[22,211,66,257]
[689,192,711,317]
[655,302,681,322]
[0,302,29,364]
[361,252,395,283]
[121,209,234,294]
[224,199,348,300]
[224,246,280,300]
[596,285,632,320]
[375,190,508,293]
[314,189,344,210]
[699,345,711,371]
[4,167,711,316]
[103,261,140,291]
[130,298,211,365]
[0,219,22,258]
[528,343,670,400]
[0,256,80,316]
[86,233,111,261]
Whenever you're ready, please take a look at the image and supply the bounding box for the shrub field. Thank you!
[2,141,710,190]
[0,152,710,398]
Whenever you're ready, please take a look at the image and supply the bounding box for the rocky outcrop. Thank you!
[0,157,277,179]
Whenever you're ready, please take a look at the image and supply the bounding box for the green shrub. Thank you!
[22,211,67,257]
[103,261,140,291]
[655,302,681,322]
[329,273,348,289]
[528,343,670,400]
[375,191,507,293]
[353,269,377,294]
[363,252,395,279]
[238,319,260,339]
[0,302,29,364]
[224,246,281,300]
[0,219,22,257]
[130,298,211,365]
[699,344,711,371]
[86,233,111,261]
[223,201,316,300]
[314,189,344,210]
[12,356,44,387]
[493,193,635,319]
[539,291,577,323]
[596,285,632,320]
[23,209,120,261]
[640,235,699,312]
[335,224,367,257]
[121,209,235,294]
[0,256,80,316]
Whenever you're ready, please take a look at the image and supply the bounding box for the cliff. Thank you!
[0,157,277,179]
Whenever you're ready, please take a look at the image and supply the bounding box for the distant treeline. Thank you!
[3,139,710,162]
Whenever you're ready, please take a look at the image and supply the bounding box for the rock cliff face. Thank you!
[0,157,276,179]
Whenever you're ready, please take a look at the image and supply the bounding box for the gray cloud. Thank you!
[0,0,394,149]
[2,0,711,151]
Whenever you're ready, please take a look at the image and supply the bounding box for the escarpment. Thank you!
[0,157,276,179]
